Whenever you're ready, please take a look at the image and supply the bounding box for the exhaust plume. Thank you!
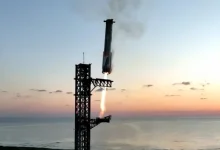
[99,73,108,117]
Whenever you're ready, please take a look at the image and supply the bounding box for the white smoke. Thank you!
[105,0,144,38]
[72,0,145,38]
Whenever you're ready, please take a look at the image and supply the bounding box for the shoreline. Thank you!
[0,146,72,150]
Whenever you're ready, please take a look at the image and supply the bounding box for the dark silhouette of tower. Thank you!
[74,63,113,150]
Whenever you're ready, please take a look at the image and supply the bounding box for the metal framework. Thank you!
[74,63,113,150]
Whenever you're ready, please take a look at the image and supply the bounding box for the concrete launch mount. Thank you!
[74,63,113,150]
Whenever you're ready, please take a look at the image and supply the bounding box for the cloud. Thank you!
[95,87,116,92]
[165,95,181,97]
[19,95,31,99]
[173,82,190,86]
[190,87,196,90]
[178,89,184,91]
[95,88,104,92]
[121,89,126,92]
[143,84,153,88]
[201,82,210,87]
[47,90,63,93]
[182,82,190,85]
[200,98,207,100]
[190,87,204,91]
[23,95,31,98]
[13,93,31,99]
[107,88,116,91]
[66,92,73,94]
[30,89,47,92]
[1,91,7,93]
[16,93,21,98]
[55,90,62,93]
[94,100,100,102]
[38,89,47,92]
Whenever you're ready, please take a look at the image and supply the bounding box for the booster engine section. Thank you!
[102,19,115,74]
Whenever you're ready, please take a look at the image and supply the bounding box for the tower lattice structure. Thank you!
[74,63,113,150]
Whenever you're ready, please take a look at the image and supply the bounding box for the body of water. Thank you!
[1,117,220,150]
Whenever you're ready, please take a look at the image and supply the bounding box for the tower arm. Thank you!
[90,115,111,129]
[91,78,113,92]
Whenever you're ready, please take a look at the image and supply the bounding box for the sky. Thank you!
[1,0,220,118]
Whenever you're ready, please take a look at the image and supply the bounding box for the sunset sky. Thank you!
[1,0,220,118]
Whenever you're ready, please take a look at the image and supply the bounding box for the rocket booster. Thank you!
[102,19,115,74]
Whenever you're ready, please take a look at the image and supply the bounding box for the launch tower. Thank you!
[74,63,113,150]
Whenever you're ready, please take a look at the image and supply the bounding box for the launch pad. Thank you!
[74,63,113,150]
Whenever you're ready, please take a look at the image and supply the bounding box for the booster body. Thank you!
[102,19,115,74]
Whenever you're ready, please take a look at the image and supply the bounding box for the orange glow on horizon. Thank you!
[1,82,220,117]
